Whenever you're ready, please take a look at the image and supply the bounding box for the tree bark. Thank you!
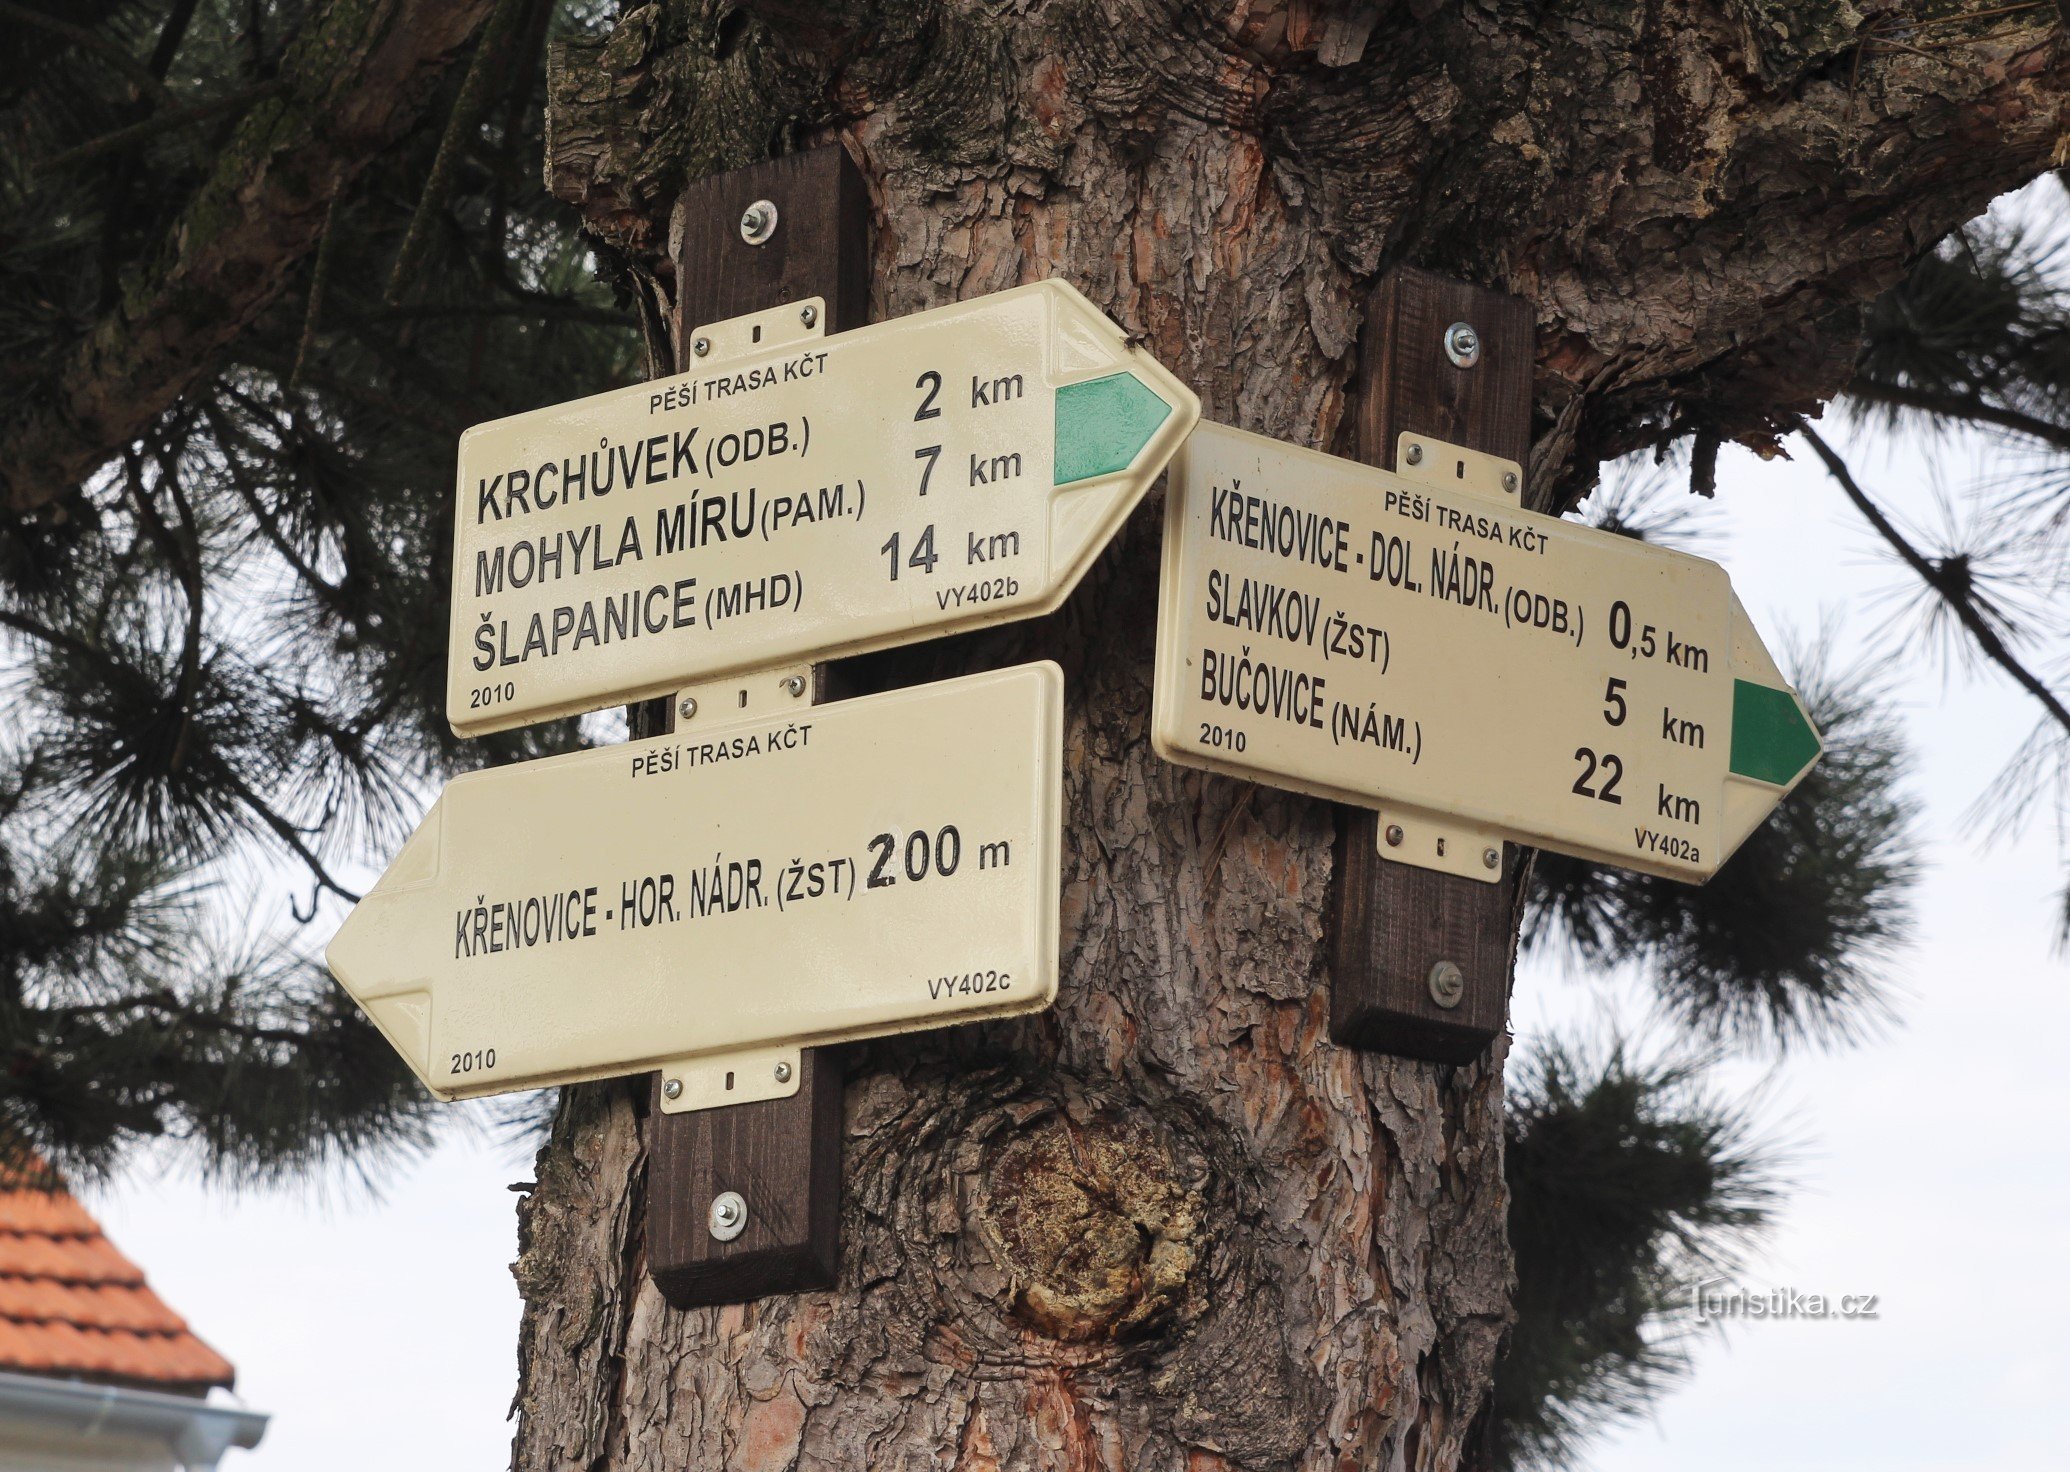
[513,3,2068,1468]
[0,0,498,516]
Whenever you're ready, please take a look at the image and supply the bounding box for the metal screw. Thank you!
[774,1061,793,1083]
[708,1190,748,1242]
[1428,960,1465,1010]
[740,199,779,246]
[1385,824,1405,847]
[678,695,698,720]
[693,337,710,357]
[662,1078,683,1100]
[1482,847,1501,870]
[799,304,818,328]
[1501,471,1519,494]
[1444,322,1481,368]
[782,675,806,697]
[1405,443,1424,466]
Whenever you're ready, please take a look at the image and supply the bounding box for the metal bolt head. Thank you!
[708,1190,747,1242]
[1501,471,1519,494]
[799,303,818,328]
[1444,322,1481,368]
[1404,443,1424,466]
[1482,846,1501,870]
[1428,960,1465,1010]
[1385,824,1405,847]
[692,337,710,357]
[740,199,779,246]
[662,1078,683,1100]
[782,674,806,697]
[773,1061,793,1083]
[677,695,698,720]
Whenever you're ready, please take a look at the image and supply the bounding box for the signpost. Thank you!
[448,277,1198,737]
[327,663,1063,1108]
[1153,420,1820,885]
[329,159,1817,1312]
[331,149,1202,1306]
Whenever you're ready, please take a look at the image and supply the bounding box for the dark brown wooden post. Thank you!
[639,147,868,1307]
[1328,267,1534,1064]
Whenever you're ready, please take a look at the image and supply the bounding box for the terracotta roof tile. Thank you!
[0,1230,147,1286]
[0,1192,98,1235]
[0,1173,235,1392]
[0,1279,189,1333]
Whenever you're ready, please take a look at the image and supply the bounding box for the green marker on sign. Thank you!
[1054,372,1174,485]
[1730,680,1822,786]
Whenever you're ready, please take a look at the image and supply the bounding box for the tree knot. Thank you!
[973,1109,1202,1344]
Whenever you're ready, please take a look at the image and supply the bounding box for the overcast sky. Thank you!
[80,200,2070,1470]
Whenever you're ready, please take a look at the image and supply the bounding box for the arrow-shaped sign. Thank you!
[328,663,1062,1108]
[1152,422,1819,883]
[449,280,1198,737]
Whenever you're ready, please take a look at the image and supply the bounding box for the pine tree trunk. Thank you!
[512,4,2068,1467]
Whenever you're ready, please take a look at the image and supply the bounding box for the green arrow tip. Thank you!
[1730,680,1821,786]
[1053,372,1172,486]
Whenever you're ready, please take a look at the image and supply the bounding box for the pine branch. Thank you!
[0,0,500,516]
[1489,1035,1782,1470]
[201,405,341,601]
[32,82,286,176]
[238,350,464,437]
[2,0,626,1192]
[121,450,204,717]
[290,195,342,391]
[221,771,361,905]
[0,1,174,105]
[4,961,434,1185]
[1796,420,2070,739]
[384,0,526,304]
[1845,377,2070,453]
[350,298,635,330]
[48,991,311,1048]
[146,0,204,80]
[0,607,124,676]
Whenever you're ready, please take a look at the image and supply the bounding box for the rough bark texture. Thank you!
[0,0,497,515]
[513,3,2068,1469]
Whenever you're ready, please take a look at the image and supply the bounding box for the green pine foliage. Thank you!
[0,0,640,1180]
[1854,218,2070,445]
[0,856,430,1186]
[1845,213,2070,939]
[1487,1039,1779,1471]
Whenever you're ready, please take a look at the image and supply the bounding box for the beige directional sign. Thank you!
[328,663,1061,1110]
[1152,422,1820,884]
[449,280,1198,737]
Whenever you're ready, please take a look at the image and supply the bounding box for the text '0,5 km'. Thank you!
[1151,422,1821,884]
[448,278,1199,737]
[327,663,1063,1104]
